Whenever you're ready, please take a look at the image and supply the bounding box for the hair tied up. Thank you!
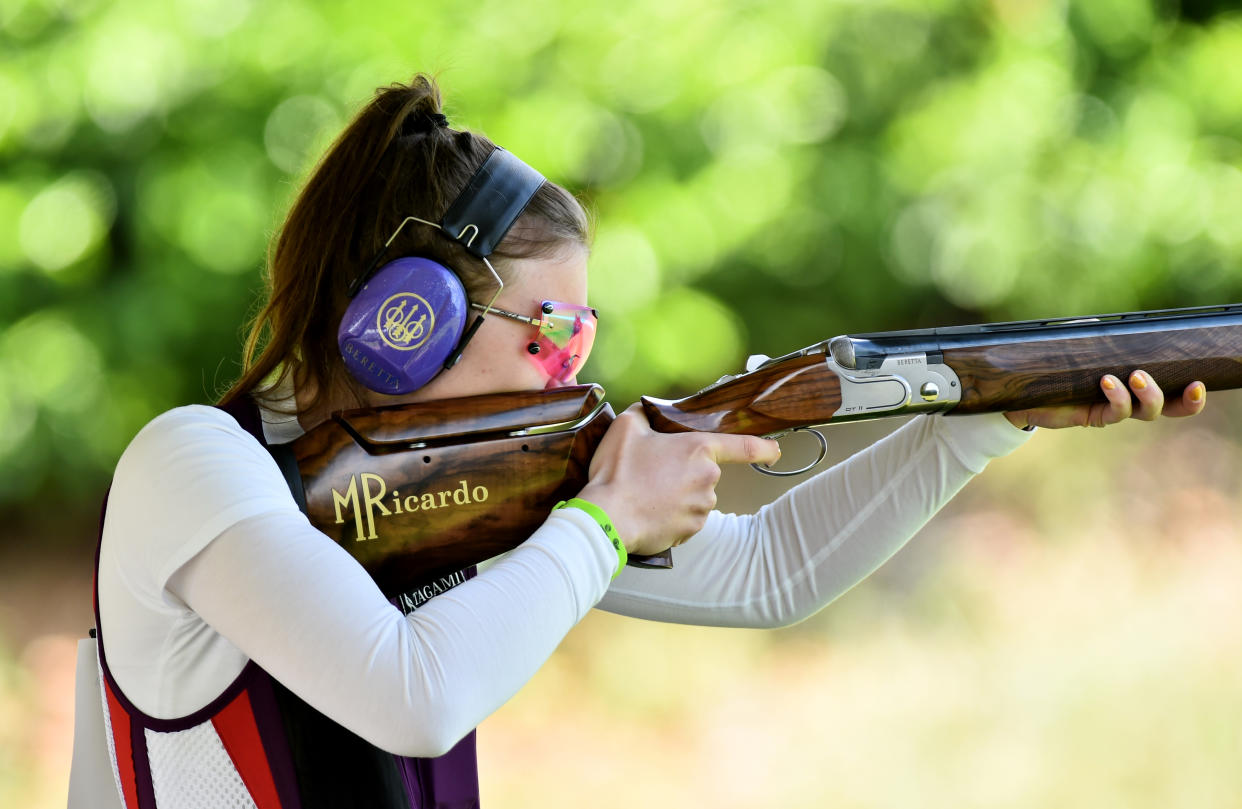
[402,110,449,136]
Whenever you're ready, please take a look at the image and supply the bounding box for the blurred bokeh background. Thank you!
[5,0,1242,805]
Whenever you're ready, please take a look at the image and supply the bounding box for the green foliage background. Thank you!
[7,2,1242,806]
[5,0,1242,520]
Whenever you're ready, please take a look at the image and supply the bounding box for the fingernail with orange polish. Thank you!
[1102,376,1117,391]
[1190,384,1205,403]
[1130,372,1147,390]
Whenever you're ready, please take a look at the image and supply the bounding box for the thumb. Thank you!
[708,433,782,467]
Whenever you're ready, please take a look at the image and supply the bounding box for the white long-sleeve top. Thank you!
[96,402,1030,757]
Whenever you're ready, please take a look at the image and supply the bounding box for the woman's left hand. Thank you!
[1004,371,1207,430]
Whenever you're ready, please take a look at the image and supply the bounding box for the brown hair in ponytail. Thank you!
[218,74,591,413]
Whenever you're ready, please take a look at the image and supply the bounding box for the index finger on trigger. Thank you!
[708,433,782,467]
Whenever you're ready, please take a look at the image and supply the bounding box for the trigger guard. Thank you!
[750,427,828,477]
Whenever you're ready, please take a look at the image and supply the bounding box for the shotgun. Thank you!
[276,302,1242,596]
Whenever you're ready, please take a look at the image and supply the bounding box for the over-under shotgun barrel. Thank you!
[643,303,1242,433]
[842,304,1242,414]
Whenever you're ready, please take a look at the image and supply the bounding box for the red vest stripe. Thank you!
[104,680,141,809]
[212,690,284,809]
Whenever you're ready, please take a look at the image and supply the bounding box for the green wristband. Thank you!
[553,498,627,578]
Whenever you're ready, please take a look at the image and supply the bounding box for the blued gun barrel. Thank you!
[642,303,1242,433]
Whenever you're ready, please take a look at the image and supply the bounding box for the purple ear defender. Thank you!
[338,257,469,394]
[338,147,546,395]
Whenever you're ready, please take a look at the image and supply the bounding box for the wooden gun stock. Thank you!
[282,384,668,598]
[641,354,842,434]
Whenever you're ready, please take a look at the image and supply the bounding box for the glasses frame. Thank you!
[470,300,598,383]
[468,301,540,327]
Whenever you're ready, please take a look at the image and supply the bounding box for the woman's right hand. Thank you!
[574,404,781,556]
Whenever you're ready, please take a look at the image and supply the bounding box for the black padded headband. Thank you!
[346,147,547,298]
[440,148,546,258]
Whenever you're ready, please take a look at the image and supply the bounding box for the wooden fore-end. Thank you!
[947,323,1242,413]
[290,385,614,596]
[640,353,842,434]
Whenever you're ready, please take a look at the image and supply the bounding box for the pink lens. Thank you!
[526,302,597,385]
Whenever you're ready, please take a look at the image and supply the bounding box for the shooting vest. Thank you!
[91,397,480,809]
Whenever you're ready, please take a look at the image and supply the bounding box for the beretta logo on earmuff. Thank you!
[378,292,436,351]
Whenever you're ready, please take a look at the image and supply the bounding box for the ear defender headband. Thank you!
[338,147,547,394]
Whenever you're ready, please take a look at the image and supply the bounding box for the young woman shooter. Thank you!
[89,75,1207,808]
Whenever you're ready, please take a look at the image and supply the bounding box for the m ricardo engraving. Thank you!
[331,474,490,541]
